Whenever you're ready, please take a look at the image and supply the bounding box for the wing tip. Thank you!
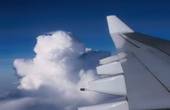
[107,15,134,34]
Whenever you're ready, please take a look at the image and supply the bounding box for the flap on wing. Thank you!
[85,75,127,96]
[97,61,124,75]
[99,52,127,65]
[78,100,129,110]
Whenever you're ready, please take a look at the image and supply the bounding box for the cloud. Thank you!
[11,31,110,110]
[0,97,35,110]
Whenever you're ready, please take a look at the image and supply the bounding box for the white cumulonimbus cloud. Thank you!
[13,31,110,109]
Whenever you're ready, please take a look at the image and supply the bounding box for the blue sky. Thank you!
[0,0,170,93]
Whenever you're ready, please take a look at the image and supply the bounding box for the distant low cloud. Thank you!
[10,31,110,110]
[0,97,36,110]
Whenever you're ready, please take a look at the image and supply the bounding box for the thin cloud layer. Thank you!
[0,98,35,110]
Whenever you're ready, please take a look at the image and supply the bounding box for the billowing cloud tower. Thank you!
[13,31,110,110]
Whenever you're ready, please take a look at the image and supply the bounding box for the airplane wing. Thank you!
[78,15,170,110]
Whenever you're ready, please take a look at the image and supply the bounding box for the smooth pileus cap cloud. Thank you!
[13,31,110,109]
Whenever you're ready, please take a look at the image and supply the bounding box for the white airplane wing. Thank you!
[78,15,170,110]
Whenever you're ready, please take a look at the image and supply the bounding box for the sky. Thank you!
[0,0,170,58]
[0,0,170,109]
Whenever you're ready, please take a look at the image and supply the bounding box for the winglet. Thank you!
[107,15,134,34]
